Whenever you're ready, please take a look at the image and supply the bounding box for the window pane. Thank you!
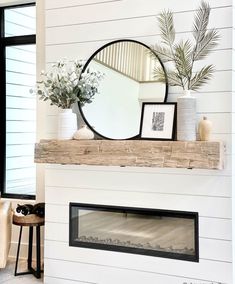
[4,6,36,37]
[5,44,36,196]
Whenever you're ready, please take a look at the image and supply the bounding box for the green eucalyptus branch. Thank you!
[31,59,104,109]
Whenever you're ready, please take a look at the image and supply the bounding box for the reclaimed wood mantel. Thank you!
[35,139,224,170]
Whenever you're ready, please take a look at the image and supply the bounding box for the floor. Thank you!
[0,259,43,284]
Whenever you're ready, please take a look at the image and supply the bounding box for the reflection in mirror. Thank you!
[80,40,168,140]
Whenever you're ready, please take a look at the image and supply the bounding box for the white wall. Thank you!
[43,0,233,283]
[232,5,235,281]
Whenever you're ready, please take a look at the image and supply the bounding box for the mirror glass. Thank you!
[79,40,168,140]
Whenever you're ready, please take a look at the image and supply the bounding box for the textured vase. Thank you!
[198,116,212,141]
[177,90,196,141]
[58,109,77,139]
[73,125,94,140]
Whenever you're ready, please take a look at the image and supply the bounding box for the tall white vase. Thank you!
[177,90,196,141]
[58,108,77,139]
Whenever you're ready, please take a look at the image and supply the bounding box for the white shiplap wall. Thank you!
[232,6,235,282]
[44,0,233,283]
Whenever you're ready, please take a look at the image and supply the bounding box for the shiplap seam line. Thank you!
[45,26,232,40]
[44,170,232,178]
[44,185,231,199]
[44,169,231,178]
[46,1,230,11]
[45,27,232,46]
[45,48,232,62]
[44,165,231,177]
[181,111,230,114]
[43,257,228,284]
[207,69,232,73]
[44,64,232,74]
[44,252,232,265]
[46,0,122,11]
[170,90,233,94]
[200,237,231,242]
[44,276,96,284]
[45,48,232,58]
[199,258,231,264]
[45,5,232,28]
[44,204,232,221]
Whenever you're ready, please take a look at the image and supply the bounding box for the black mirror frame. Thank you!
[78,39,169,140]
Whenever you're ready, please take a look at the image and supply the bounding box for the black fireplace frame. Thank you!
[69,203,199,262]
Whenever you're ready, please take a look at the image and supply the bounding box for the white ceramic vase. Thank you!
[58,109,77,140]
[73,125,94,140]
[177,90,196,141]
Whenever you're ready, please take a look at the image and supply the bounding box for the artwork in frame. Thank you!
[139,103,177,140]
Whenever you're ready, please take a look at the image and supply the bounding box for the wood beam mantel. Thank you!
[35,140,224,170]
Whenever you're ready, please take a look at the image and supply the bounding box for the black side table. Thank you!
[13,214,44,279]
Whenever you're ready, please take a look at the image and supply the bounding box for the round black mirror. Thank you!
[79,39,168,140]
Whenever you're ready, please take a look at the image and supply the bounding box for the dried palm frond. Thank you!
[153,67,182,87]
[193,29,220,61]
[150,45,174,62]
[193,1,210,46]
[174,40,192,79]
[152,1,219,91]
[157,10,175,46]
[189,65,214,91]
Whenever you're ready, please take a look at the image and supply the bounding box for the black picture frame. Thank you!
[139,102,177,140]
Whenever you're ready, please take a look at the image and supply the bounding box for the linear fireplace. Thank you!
[69,203,199,262]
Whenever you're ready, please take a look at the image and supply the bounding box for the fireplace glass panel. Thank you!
[70,204,199,262]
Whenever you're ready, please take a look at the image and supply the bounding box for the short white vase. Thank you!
[177,90,196,141]
[58,108,77,140]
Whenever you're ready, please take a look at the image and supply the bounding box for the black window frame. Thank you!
[0,2,36,200]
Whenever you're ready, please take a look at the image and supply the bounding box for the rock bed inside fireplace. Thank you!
[69,204,199,262]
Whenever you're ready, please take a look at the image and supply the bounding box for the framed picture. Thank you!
[139,102,177,140]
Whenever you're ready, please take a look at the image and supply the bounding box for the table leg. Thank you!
[28,226,33,270]
[35,225,41,278]
[14,226,22,276]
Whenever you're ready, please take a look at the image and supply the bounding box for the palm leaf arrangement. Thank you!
[152,1,220,91]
